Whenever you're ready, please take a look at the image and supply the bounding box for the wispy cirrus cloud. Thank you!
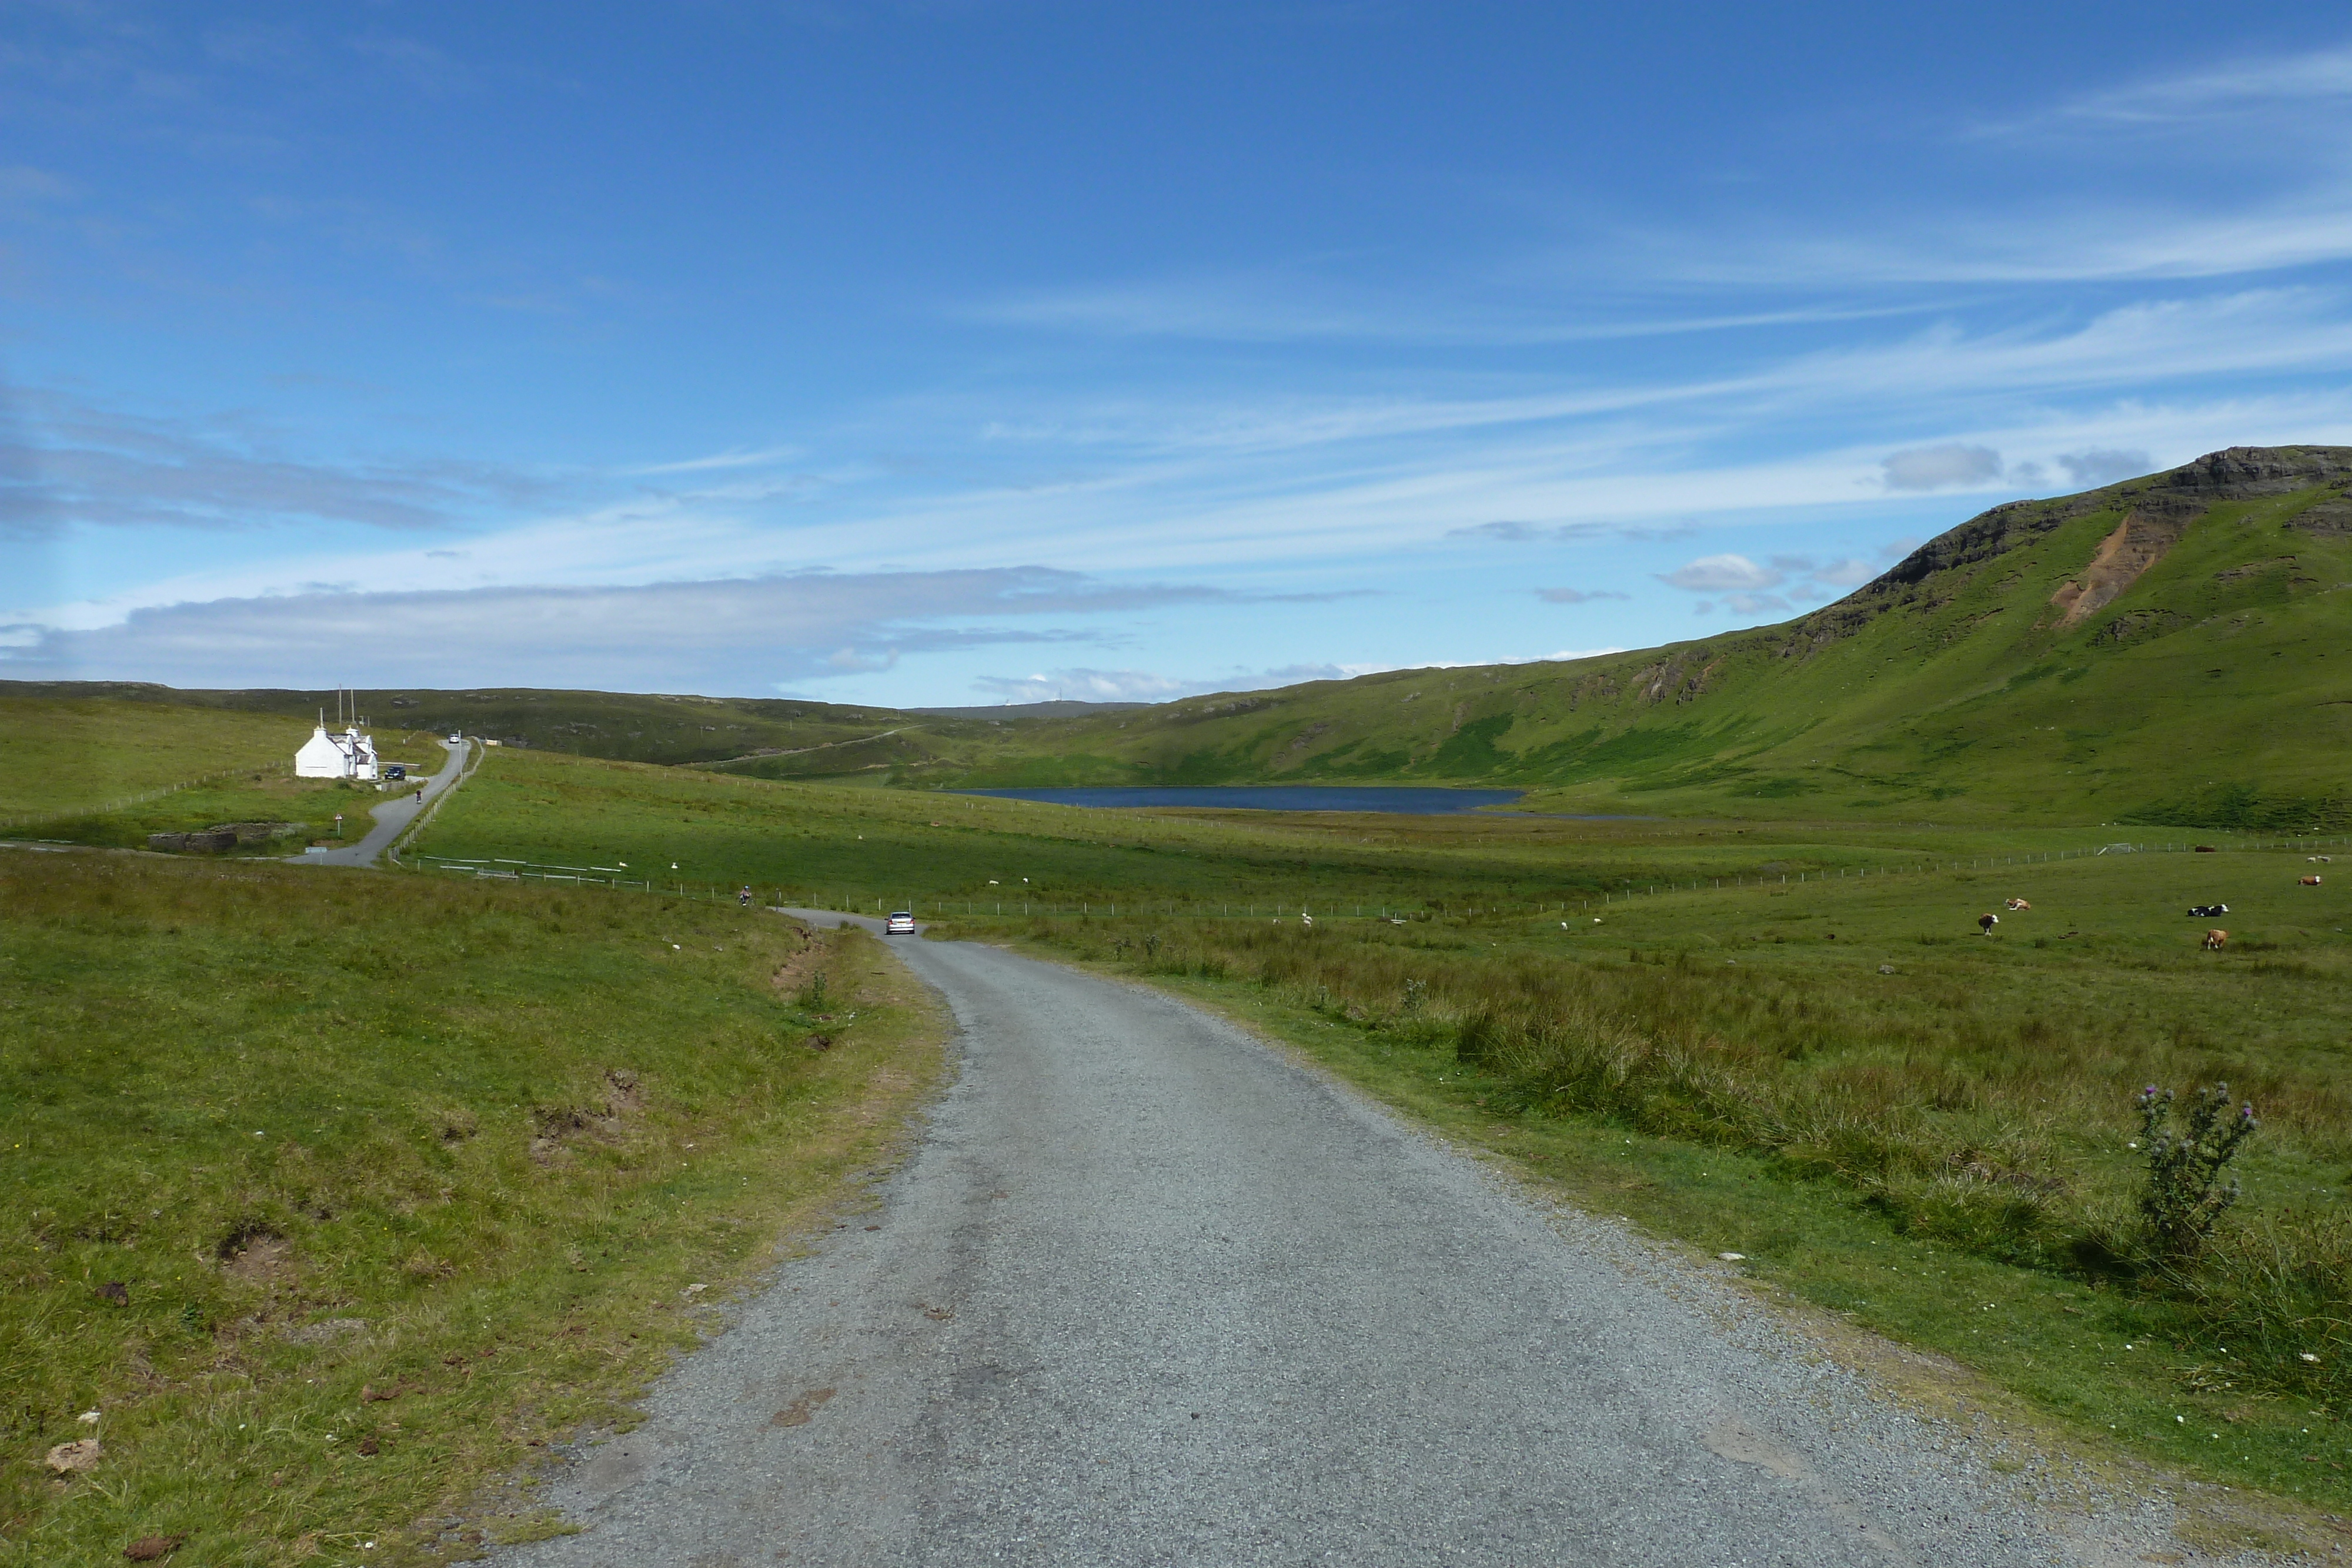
[1980,44,2352,138]
[9,566,1235,690]
[1534,586,1629,604]
[1657,554,1781,593]
[0,386,567,537]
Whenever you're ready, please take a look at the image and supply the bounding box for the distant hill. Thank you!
[13,446,2348,827]
[922,446,2352,828]
[0,683,1017,771]
[906,701,1152,719]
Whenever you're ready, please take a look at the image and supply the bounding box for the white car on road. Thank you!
[885,911,916,935]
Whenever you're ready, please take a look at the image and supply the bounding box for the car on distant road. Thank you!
[885,911,916,935]
[384,764,406,782]
[448,733,463,744]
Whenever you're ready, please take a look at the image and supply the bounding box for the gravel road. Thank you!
[489,917,2214,1567]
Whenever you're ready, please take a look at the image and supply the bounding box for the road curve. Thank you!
[299,736,471,868]
[490,918,2190,1568]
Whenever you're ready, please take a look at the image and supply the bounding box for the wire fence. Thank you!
[400,831,2352,921]
[0,768,258,834]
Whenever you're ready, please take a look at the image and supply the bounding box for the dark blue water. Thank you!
[951,786,1525,814]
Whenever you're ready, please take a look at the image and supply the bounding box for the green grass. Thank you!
[0,698,318,823]
[0,680,1013,774]
[885,449,2352,827]
[1,847,948,1566]
[22,753,447,857]
[941,912,2352,1542]
[406,745,2317,918]
[403,746,2352,1518]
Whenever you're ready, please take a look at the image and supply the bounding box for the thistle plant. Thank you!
[2137,1082,2259,1262]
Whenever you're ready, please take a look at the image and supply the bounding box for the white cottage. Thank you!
[295,725,380,781]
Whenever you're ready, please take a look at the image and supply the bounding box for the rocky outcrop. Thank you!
[1630,648,1721,704]
[1766,446,2352,660]
[146,821,300,853]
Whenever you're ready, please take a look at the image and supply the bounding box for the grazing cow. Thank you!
[2004,898,2031,911]
[2204,930,2229,950]
[2301,875,2323,886]
[2310,855,2333,864]
[1977,912,2000,935]
[2188,904,2230,918]
[2194,845,2218,853]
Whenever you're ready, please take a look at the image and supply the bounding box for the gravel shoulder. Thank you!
[486,920,2267,1567]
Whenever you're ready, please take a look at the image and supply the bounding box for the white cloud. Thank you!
[1658,554,1781,592]
[2056,447,2152,486]
[1449,520,1548,540]
[8,568,1228,692]
[1808,557,1880,587]
[1535,586,1631,604]
[2003,45,2352,136]
[629,445,804,476]
[970,660,1396,705]
[2,386,566,537]
[1880,443,2004,492]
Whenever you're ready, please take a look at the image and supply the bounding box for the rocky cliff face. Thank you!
[1801,445,2352,646]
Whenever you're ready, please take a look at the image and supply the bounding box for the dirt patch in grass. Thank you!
[218,1229,296,1288]
[526,1069,645,1166]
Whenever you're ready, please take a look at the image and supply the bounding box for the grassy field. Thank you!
[916,839,2352,1525]
[968,948,2340,1550]
[390,745,2352,1526]
[0,698,320,824]
[13,663,2352,1546]
[1,846,948,1567]
[400,745,2331,915]
[21,754,448,857]
[0,693,447,855]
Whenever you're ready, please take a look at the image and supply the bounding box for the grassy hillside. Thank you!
[402,745,2203,916]
[1,847,945,1564]
[0,681,1020,774]
[920,446,2352,827]
[16,444,2346,826]
[0,696,318,823]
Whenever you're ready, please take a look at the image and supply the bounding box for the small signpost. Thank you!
[333,813,345,838]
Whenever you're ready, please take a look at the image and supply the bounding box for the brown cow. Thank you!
[2004,898,2030,911]
[2301,875,2323,886]
[2204,930,2229,950]
[1977,912,2000,934]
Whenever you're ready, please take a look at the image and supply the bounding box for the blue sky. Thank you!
[5,1,2351,706]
